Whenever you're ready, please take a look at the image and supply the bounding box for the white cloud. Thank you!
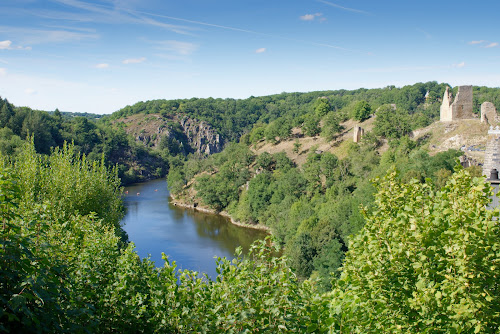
[300,13,324,21]
[0,40,12,49]
[0,39,30,50]
[468,40,499,48]
[453,62,465,68]
[122,57,146,64]
[24,88,37,95]
[255,48,266,53]
[95,63,109,69]
[0,68,6,76]
[300,14,315,21]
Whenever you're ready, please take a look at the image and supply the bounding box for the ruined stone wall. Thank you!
[482,127,500,176]
[353,126,364,143]
[481,101,498,124]
[450,85,474,119]
[440,85,475,121]
[440,86,453,121]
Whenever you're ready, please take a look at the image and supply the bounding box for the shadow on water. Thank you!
[121,178,268,279]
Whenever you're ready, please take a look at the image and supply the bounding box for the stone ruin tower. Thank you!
[483,126,500,177]
[353,126,364,143]
[440,86,474,121]
[481,102,499,125]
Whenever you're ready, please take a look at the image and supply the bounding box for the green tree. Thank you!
[314,98,332,117]
[321,113,343,141]
[374,105,411,139]
[351,100,372,121]
[302,114,321,137]
[331,168,500,332]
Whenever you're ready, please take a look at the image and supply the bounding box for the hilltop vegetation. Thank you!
[0,98,167,184]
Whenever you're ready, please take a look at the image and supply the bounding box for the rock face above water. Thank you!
[179,116,223,155]
[119,113,224,155]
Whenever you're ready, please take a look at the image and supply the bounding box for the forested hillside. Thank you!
[164,82,496,290]
[1,82,500,332]
[0,98,167,184]
[1,140,498,332]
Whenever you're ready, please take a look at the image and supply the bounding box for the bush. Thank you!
[331,168,500,333]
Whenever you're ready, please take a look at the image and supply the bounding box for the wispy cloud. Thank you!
[0,68,6,76]
[94,63,109,69]
[48,0,195,35]
[468,40,499,48]
[152,40,198,55]
[136,9,361,53]
[0,39,31,50]
[255,48,266,53]
[122,57,146,64]
[0,26,97,45]
[300,13,325,22]
[317,0,371,15]
[452,62,465,68]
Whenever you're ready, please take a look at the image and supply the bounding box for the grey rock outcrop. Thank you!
[132,115,224,155]
[179,116,224,155]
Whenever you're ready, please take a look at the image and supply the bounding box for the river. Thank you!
[121,178,268,279]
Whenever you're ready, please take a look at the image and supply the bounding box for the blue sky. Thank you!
[0,0,499,114]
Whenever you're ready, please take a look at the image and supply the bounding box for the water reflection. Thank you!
[121,178,267,278]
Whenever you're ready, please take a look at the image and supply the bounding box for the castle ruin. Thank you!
[483,126,500,177]
[480,102,498,125]
[353,126,364,143]
[440,86,474,121]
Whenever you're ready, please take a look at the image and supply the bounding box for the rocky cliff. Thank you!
[116,113,224,155]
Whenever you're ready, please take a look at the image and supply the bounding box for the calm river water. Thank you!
[121,178,267,278]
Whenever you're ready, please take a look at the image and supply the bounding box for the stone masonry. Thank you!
[353,126,364,143]
[440,86,475,121]
[480,101,498,125]
[482,126,500,176]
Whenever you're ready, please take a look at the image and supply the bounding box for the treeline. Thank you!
[111,81,453,141]
[0,98,166,184]
[2,140,498,332]
[111,83,500,149]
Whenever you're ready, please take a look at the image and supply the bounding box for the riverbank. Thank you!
[169,195,271,233]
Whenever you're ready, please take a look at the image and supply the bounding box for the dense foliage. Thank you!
[170,133,464,290]
[1,141,498,333]
[0,140,329,332]
[1,82,499,332]
[330,168,500,333]
[0,98,166,184]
